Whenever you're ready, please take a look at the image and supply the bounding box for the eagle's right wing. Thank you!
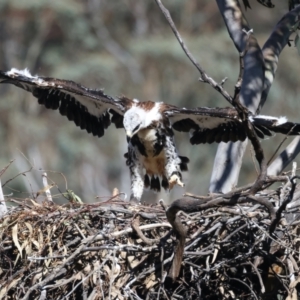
[164,105,300,144]
[0,68,132,137]
[164,106,248,144]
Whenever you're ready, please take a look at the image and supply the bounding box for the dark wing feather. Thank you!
[164,106,247,144]
[165,105,300,145]
[251,116,300,136]
[0,69,132,137]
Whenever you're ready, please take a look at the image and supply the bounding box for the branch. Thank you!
[269,176,299,234]
[154,0,233,105]
[216,0,264,113]
[166,205,187,281]
[211,0,265,193]
[259,5,300,112]
[267,136,300,176]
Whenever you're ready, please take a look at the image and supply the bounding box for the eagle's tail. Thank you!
[251,115,300,139]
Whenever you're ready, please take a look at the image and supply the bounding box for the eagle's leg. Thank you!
[165,135,185,189]
[126,147,144,203]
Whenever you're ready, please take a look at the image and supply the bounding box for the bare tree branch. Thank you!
[259,5,300,112]
[267,136,300,176]
[269,176,299,234]
[210,0,265,193]
[154,0,233,105]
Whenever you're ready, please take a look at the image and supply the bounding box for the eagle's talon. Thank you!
[169,174,185,189]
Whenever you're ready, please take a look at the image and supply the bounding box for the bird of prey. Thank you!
[1,68,300,202]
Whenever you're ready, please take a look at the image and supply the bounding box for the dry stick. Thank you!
[249,221,300,255]
[184,175,290,200]
[154,0,233,105]
[42,273,83,290]
[82,222,171,244]
[21,244,85,300]
[267,137,300,177]
[2,164,34,187]
[131,215,159,245]
[247,261,265,294]
[164,193,278,280]
[81,244,158,253]
[0,160,14,178]
[166,205,187,281]
[267,125,297,167]
[229,277,258,300]
[62,258,109,300]
[250,146,260,175]
[39,169,69,192]
[38,290,47,300]
[269,176,300,234]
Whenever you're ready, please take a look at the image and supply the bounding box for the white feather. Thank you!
[6,68,37,79]
[251,115,288,125]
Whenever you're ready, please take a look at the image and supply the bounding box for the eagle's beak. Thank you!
[126,130,133,138]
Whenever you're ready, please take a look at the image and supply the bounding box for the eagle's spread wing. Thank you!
[164,106,300,144]
[0,68,132,137]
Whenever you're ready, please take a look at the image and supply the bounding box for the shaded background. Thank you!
[0,0,299,203]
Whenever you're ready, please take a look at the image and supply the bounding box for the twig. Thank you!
[267,126,298,167]
[131,215,159,245]
[81,244,158,253]
[269,176,300,234]
[185,175,290,201]
[267,136,300,176]
[82,222,171,243]
[154,0,233,105]
[62,258,109,300]
[248,261,265,293]
[0,160,14,178]
[166,206,187,280]
[21,244,86,300]
[229,277,258,300]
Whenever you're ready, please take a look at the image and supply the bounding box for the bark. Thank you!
[210,0,264,193]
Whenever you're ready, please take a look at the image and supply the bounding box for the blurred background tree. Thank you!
[0,0,299,203]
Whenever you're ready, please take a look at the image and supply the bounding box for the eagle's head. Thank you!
[123,109,145,138]
[123,103,161,138]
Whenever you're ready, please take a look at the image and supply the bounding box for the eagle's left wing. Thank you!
[164,105,300,144]
[0,68,132,137]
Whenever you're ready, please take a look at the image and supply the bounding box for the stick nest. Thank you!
[1,187,300,300]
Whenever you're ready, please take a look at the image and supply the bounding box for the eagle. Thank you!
[1,68,300,202]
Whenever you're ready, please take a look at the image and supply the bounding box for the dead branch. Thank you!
[154,0,233,105]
